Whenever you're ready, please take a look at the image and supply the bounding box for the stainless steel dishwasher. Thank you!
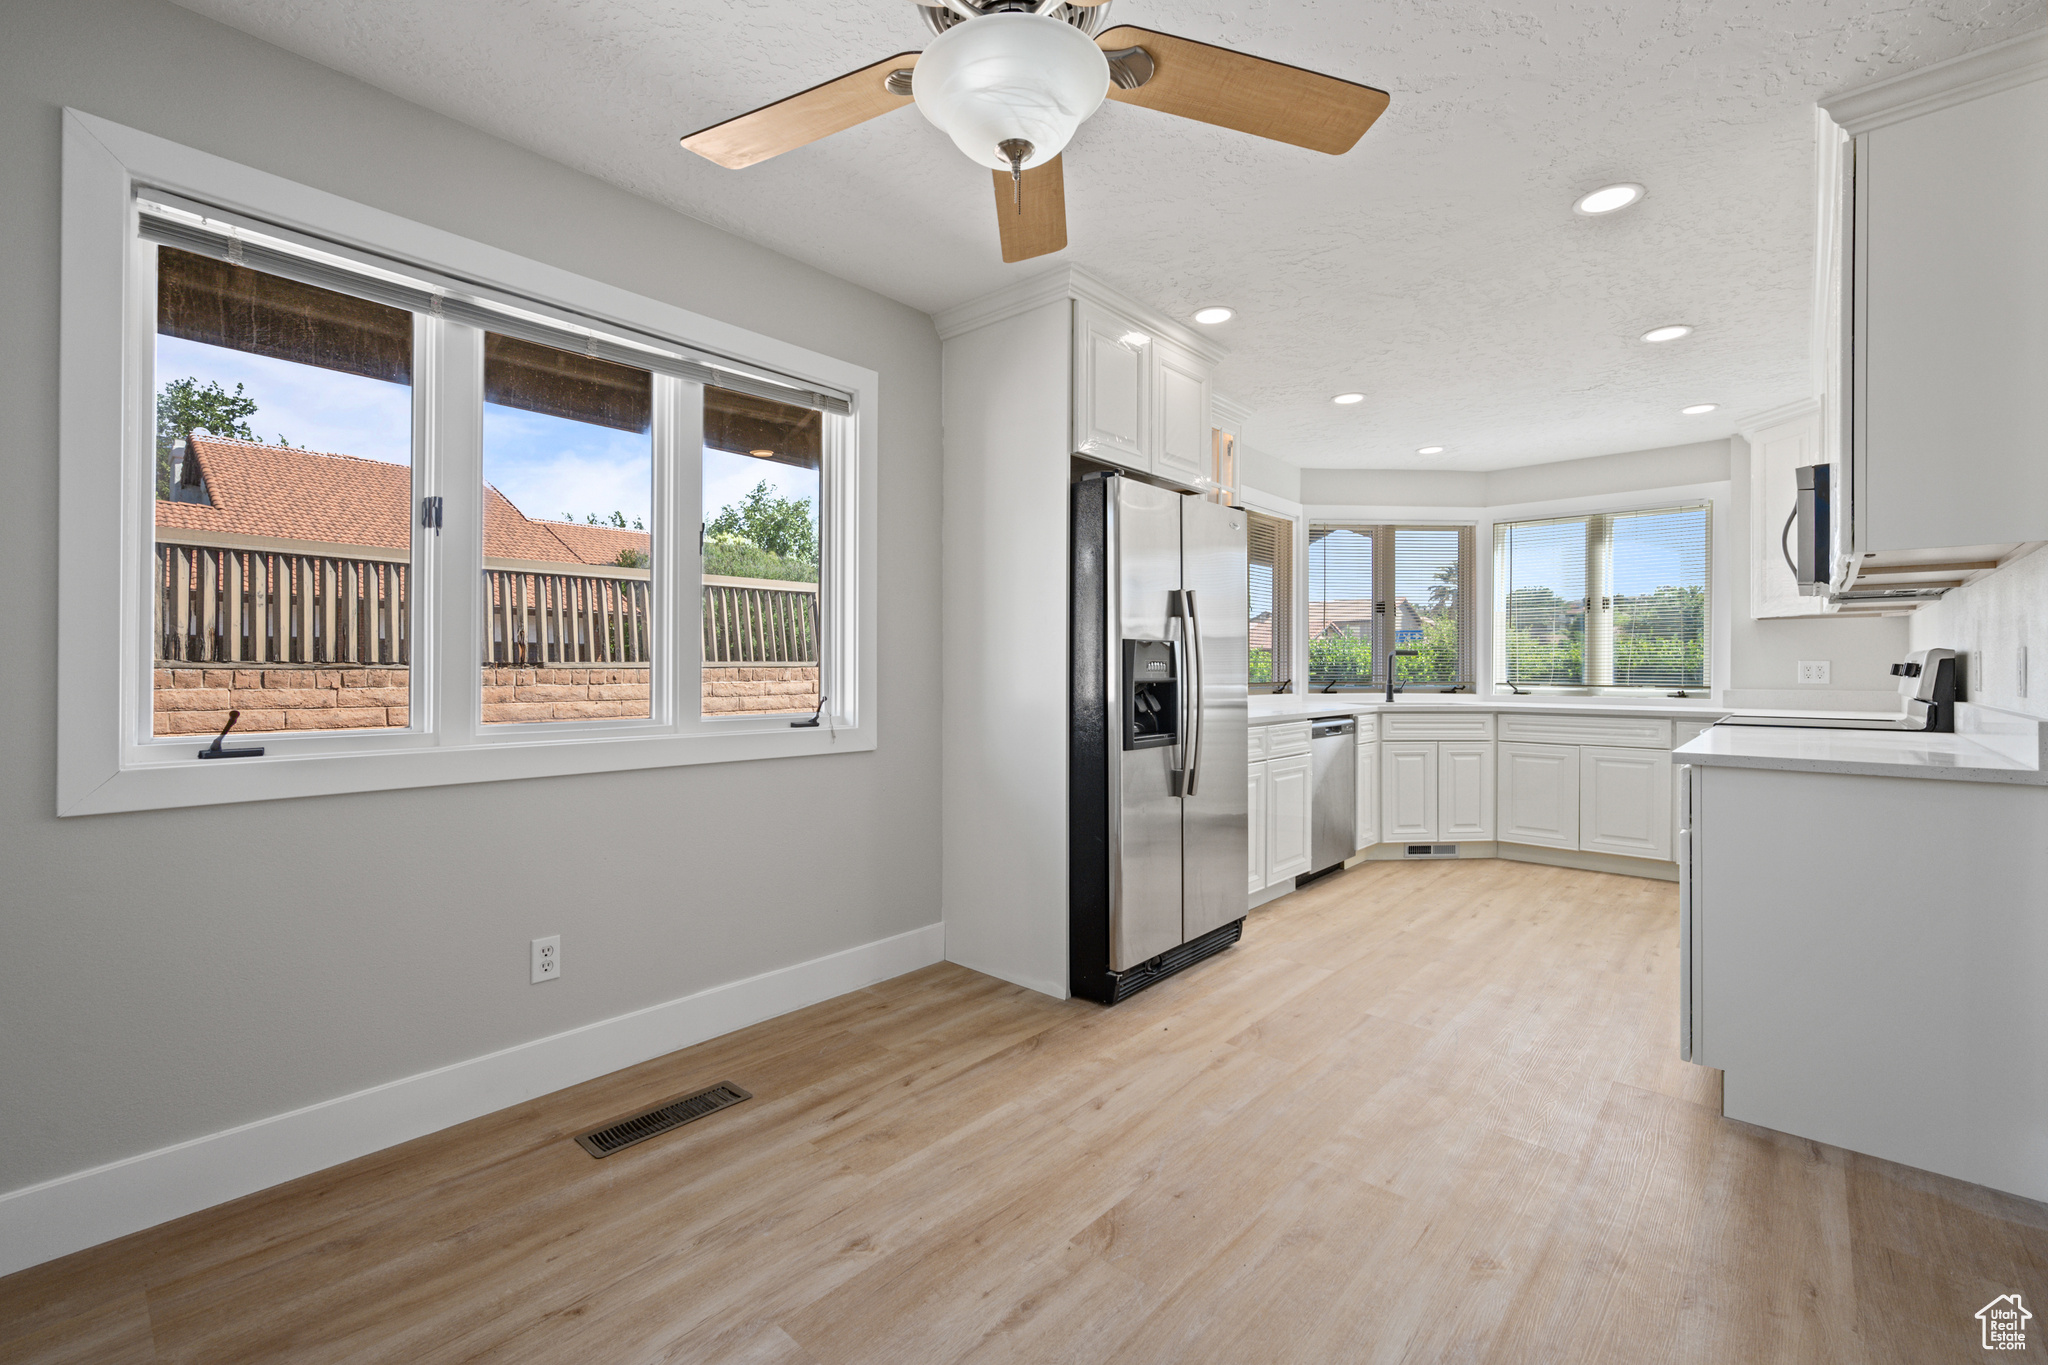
[1309,716,1357,874]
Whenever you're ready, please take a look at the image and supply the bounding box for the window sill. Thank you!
[65,718,874,817]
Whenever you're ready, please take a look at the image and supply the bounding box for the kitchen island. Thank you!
[1674,702,2048,1202]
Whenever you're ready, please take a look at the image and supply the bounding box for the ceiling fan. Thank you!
[680,0,1390,264]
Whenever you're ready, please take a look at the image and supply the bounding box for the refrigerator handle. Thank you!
[1181,589,1204,796]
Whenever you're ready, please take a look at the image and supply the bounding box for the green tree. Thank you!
[155,378,258,497]
[706,481,816,565]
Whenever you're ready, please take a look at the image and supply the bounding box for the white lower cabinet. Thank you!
[1438,742,1495,841]
[1497,742,1580,849]
[1354,741,1378,851]
[1265,752,1314,882]
[1248,762,1268,894]
[1580,746,1674,861]
[1380,743,1439,843]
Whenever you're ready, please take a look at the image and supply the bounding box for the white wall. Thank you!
[1289,438,1910,705]
[0,0,941,1213]
[1908,546,2048,717]
[1238,445,1301,504]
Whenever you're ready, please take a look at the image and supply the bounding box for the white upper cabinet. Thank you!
[1822,36,2048,555]
[1152,339,1212,488]
[1067,296,1216,486]
[1580,745,1673,861]
[1497,742,1579,849]
[1071,299,1147,467]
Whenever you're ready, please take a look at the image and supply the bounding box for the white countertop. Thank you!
[1673,704,2048,785]
[1246,694,1728,724]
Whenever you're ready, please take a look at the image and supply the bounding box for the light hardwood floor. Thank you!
[5,860,2044,1363]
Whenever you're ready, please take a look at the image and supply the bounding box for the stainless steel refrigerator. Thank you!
[1070,472,1249,1004]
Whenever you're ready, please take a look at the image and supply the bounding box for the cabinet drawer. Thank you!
[1353,713,1378,743]
[1379,711,1495,742]
[1497,712,1673,748]
[1265,721,1311,758]
[1247,726,1270,761]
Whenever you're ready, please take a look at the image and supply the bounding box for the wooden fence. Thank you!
[484,567,651,666]
[155,542,408,665]
[703,577,817,664]
[156,542,815,669]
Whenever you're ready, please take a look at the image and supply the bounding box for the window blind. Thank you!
[1307,526,1375,686]
[1247,511,1294,689]
[1306,523,1474,688]
[1495,504,1708,690]
[136,195,852,416]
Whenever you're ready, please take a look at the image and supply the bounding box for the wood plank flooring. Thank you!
[5,859,2044,1363]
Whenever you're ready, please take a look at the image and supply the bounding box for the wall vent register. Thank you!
[573,1082,753,1158]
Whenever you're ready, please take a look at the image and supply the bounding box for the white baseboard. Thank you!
[0,921,945,1279]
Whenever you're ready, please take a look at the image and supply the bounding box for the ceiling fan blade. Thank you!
[1094,26,1388,155]
[681,53,921,169]
[992,155,1068,264]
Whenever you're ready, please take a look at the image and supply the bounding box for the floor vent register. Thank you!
[574,1081,753,1158]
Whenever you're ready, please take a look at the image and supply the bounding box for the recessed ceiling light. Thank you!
[1641,324,1693,343]
[1333,392,1365,405]
[1681,403,1718,415]
[1193,306,1235,325]
[748,448,775,457]
[1416,445,1446,455]
[1573,182,1646,216]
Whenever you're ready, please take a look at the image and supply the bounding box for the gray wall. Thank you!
[0,0,942,1195]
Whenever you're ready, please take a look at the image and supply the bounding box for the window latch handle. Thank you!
[421,495,443,534]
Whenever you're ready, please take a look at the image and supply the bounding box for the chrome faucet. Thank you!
[1384,649,1417,703]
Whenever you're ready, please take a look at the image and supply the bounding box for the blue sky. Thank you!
[157,335,816,530]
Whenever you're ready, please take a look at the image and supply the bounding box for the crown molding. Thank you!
[1212,393,1252,432]
[1736,397,1821,441]
[1822,27,2048,133]
[932,266,1226,365]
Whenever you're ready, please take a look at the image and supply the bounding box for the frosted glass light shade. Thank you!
[913,13,1109,171]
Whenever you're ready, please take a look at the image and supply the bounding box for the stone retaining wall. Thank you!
[152,666,408,734]
[154,663,818,733]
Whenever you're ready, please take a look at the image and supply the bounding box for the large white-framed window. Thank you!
[1493,502,1712,694]
[58,110,878,816]
[1304,523,1476,690]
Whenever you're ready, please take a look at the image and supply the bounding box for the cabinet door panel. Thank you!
[1354,741,1378,850]
[1072,301,1147,466]
[1248,761,1269,893]
[1380,742,1437,843]
[1580,745,1674,860]
[1438,741,1495,841]
[1498,742,1579,849]
[1153,341,1211,486]
[1266,753,1314,881]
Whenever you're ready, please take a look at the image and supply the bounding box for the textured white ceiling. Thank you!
[173,0,2040,471]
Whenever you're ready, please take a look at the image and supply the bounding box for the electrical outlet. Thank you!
[1797,660,1831,685]
[531,935,561,984]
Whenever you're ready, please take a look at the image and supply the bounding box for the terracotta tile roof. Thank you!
[157,436,649,567]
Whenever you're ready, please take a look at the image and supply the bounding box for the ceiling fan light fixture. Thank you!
[1193,306,1235,325]
[912,13,1109,172]
[1333,392,1365,405]
[1641,324,1693,343]
[1573,182,1645,216]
